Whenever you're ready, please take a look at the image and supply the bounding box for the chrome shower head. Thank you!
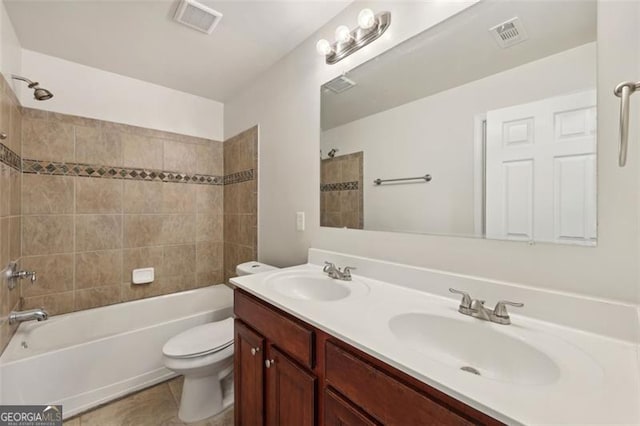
[33,87,53,101]
[11,75,54,101]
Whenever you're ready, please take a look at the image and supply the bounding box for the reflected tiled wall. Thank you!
[320,152,363,229]
[20,109,225,315]
[0,75,23,352]
[223,127,258,281]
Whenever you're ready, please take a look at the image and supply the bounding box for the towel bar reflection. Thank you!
[374,174,432,185]
[614,80,640,167]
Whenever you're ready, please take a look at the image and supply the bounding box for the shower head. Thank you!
[11,75,54,101]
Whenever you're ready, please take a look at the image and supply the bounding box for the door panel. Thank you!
[235,320,265,426]
[266,346,316,426]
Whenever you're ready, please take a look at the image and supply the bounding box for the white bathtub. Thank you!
[0,285,233,419]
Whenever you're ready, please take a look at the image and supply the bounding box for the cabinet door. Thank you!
[235,320,265,426]
[324,388,377,426]
[266,346,316,426]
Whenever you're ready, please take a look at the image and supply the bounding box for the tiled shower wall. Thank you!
[223,127,258,281]
[320,152,363,229]
[19,108,227,315]
[0,75,23,352]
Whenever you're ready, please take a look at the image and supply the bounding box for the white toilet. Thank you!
[163,261,278,423]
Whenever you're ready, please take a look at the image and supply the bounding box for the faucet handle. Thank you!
[491,300,524,325]
[343,266,356,274]
[323,261,336,272]
[449,288,473,314]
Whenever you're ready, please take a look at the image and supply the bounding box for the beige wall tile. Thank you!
[21,254,74,297]
[22,117,75,162]
[76,215,122,251]
[8,216,21,261]
[196,241,223,275]
[0,218,8,266]
[9,102,22,155]
[196,185,223,214]
[23,215,73,256]
[23,292,75,316]
[22,175,74,215]
[162,183,195,213]
[76,178,123,213]
[196,141,223,176]
[0,165,9,217]
[164,140,197,173]
[162,214,196,245]
[163,244,195,278]
[122,133,163,170]
[196,213,222,242]
[225,214,256,247]
[76,126,122,166]
[123,215,163,248]
[76,250,122,289]
[122,247,164,283]
[75,286,121,310]
[123,180,162,213]
[224,127,256,174]
[9,168,20,216]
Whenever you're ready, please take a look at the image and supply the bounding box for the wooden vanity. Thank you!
[234,288,501,425]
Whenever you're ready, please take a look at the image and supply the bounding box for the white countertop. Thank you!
[231,263,640,425]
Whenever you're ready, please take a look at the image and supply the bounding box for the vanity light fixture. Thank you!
[316,9,391,65]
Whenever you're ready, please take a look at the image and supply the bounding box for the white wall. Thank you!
[20,49,224,140]
[0,0,21,93]
[227,0,639,304]
[321,43,596,237]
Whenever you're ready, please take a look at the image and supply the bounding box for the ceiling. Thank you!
[5,0,351,102]
[321,0,596,130]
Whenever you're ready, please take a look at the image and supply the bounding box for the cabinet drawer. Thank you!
[325,342,473,426]
[324,388,378,426]
[235,290,314,368]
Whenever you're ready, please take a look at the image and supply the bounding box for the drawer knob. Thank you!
[265,359,275,368]
[0,132,6,140]
[250,347,260,356]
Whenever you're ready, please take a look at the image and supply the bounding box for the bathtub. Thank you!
[0,285,233,419]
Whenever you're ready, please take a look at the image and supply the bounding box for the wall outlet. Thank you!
[296,212,305,231]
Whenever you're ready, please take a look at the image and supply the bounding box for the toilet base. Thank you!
[177,371,234,423]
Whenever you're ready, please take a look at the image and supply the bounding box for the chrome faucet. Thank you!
[8,308,49,325]
[323,262,356,281]
[11,270,37,283]
[449,288,523,325]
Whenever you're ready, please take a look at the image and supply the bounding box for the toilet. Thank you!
[162,261,278,423]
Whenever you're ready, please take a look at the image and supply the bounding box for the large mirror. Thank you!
[320,0,597,246]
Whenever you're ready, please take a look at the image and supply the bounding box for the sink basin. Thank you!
[265,271,369,302]
[388,313,561,385]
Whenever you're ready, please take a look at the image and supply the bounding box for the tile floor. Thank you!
[63,377,234,426]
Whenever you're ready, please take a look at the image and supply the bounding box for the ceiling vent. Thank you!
[323,75,357,94]
[174,0,223,34]
[489,17,528,48]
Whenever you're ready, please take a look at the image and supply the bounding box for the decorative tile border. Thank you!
[0,142,21,171]
[320,181,359,192]
[224,169,255,185]
[23,159,225,185]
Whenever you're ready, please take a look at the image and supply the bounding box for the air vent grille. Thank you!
[323,75,357,94]
[174,0,223,34]
[489,17,528,48]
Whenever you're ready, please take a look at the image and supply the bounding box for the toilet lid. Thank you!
[163,317,234,358]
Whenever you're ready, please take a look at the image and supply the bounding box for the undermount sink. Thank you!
[265,271,369,302]
[388,313,561,385]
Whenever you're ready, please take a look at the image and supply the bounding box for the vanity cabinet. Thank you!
[234,289,501,426]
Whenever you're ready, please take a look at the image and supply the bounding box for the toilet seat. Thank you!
[163,318,233,359]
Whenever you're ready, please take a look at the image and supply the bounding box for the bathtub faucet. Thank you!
[8,308,49,325]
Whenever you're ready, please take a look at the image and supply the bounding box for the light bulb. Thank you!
[358,8,376,29]
[316,39,332,56]
[335,25,352,43]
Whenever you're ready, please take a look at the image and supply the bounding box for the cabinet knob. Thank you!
[265,359,275,368]
[250,347,260,356]
[0,132,6,140]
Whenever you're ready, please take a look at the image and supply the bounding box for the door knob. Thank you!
[265,359,275,368]
[250,347,260,356]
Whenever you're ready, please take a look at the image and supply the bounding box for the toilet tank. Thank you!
[236,261,278,276]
